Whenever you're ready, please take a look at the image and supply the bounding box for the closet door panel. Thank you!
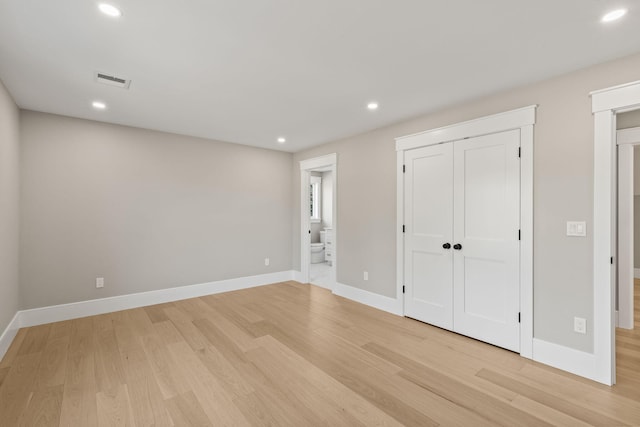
[404,143,454,330]
[453,129,521,352]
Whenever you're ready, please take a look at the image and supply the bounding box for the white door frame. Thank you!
[592,79,640,386]
[617,127,640,330]
[299,153,338,288]
[395,105,536,359]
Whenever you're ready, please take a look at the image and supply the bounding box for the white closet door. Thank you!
[404,143,454,330]
[452,129,521,352]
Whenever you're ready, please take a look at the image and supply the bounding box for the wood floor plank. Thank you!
[165,390,214,427]
[0,352,43,427]
[18,384,64,427]
[35,336,69,388]
[476,368,627,426]
[95,384,135,427]
[3,281,640,425]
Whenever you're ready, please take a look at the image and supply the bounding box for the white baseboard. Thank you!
[333,282,403,316]
[19,270,295,328]
[292,270,306,283]
[532,338,607,384]
[0,312,21,362]
[635,268,640,279]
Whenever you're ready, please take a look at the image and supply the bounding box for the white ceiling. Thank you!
[0,1,639,152]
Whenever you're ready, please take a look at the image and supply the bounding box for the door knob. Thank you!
[442,243,451,249]
[453,243,462,250]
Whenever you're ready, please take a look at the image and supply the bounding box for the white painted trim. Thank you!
[519,125,534,359]
[292,270,305,283]
[592,88,640,384]
[617,126,640,145]
[395,106,535,360]
[300,170,311,283]
[0,312,21,361]
[591,80,640,113]
[591,80,640,386]
[395,105,537,151]
[299,154,338,289]
[617,142,634,330]
[635,268,640,279]
[19,271,294,328]
[333,282,403,316]
[300,154,337,171]
[532,338,599,382]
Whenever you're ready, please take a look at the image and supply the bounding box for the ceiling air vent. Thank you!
[94,72,131,89]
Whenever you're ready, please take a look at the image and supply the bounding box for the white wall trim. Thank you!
[532,338,599,382]
[293,270,306,283]
[591,79,640,386]
[300,153,338,171]
[18,271,295,328]
[395,105,537,151]
[0,312,21,361]
[395,105,535,360]
[299,154,338,289]
[333,282,403,316]
[617,126,640,145]
[591,80,640,113]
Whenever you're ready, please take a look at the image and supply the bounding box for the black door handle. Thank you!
[453,243,462,250]
[442,243,451,249]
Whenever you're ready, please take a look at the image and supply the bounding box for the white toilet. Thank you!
[310,243,324,263]
[310,230,327,263]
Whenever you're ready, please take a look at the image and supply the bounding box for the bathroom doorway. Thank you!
[300,154,337,290]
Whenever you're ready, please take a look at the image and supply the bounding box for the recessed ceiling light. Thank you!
[92,101,107,110]
[277,137,286,144]
[98,3,122,17]
[367,102,379,110]
[602,8,627,22]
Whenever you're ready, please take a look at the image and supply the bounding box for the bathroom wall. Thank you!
[322,171,333,229]
[310,172,323,242]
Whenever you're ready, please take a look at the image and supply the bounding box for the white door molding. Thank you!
[299,154,338,288]
[395,105,536,359]
[591,80,640,385]
[616,128,640,331]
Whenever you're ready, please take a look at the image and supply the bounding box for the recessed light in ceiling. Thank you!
[367,102,379,110]
[277,137,286,144]
[92,101,107,110]
[98,3,122,17]
[601,8,627,22]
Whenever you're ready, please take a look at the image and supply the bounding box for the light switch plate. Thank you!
[567,221,587,237]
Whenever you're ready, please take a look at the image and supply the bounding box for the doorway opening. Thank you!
[615,113,640,386]
[300,154,337,289]
[591,79,640,386]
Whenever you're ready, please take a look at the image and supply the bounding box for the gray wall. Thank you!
[20,111,293,309]
[618,109,640,130]
[0,79,20,333]
[293,52,640,354]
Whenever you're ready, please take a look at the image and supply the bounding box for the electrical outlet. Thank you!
[96,277,104,289]
[363,271,369,281]
[574,317,586,334]
[264,258,270,266]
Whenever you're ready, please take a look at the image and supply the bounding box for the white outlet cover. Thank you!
[363,271,368,281]
[265,258,270,266]
[574,317,586,334]
[96,277,105,288]
[566,221,587,237]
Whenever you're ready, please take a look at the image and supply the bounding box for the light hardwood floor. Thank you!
[1,280,640,426]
